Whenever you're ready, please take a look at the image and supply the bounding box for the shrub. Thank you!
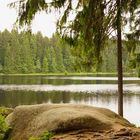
[0,114,9,140]
[39,131,54,140]
[28,137,39,140]
[28,131,54,140]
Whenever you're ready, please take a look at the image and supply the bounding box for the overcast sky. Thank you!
[0,0,130,39]
[0,0,57,38]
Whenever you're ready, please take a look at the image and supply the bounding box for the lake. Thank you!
[0,75,140,126]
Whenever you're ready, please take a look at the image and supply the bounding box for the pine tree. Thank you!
[36,59,41,73]
[49,47,57,73]
[42,56,48,73]
[4,45,14,73]
[12,0,140,117]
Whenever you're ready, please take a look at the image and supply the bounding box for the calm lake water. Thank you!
[0,75,140,126]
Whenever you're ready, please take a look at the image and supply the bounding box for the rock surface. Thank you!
[51,128,140,140]
[6,104,132,140]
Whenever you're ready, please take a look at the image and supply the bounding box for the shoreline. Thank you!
[0,72,136,77]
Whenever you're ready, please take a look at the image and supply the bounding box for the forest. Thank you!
[0,29,139,74]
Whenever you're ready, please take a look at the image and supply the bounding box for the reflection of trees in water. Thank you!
[0,76,121,85]
[1,76,140,85]
[0,76,41,85]
[0,90,140,108]
[123,94,134,105]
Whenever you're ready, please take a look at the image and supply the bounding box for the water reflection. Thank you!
[0,75,140,126]
[0,90,134,107]
[0,90,140,126]
[0,76,140,85]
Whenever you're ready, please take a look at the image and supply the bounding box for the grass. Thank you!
[0,72,136,76]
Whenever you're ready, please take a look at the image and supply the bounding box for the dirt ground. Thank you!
[51,128,140,140]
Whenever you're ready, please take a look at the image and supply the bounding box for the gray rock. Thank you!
[6,104,132,140]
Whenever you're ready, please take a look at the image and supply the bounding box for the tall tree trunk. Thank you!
[117,0,123,116]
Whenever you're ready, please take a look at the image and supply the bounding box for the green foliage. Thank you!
[39,131,54,140]
[0,64,3,73]
[36,59,41,73]
[28,137,39,140]
[12,0,139,60]
[0,30,76,74]
[9,0,140,77]
[0,29,139,74]
[137,68,140,78]
[28,131,54,140]
[0,115,7,139]
[42,57,48,73]
[0,108,7,115]
[0,110,9,140]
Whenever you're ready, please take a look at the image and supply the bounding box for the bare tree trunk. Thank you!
[117,0,123,117]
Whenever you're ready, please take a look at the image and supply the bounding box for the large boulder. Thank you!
[6,104,132,140]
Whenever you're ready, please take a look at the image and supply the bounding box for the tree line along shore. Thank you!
[0,30,140,75]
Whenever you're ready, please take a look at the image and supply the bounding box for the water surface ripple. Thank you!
[0,84,140,93]
[46,76,140,81]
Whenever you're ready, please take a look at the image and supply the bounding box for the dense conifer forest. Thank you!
[0,30,139,74]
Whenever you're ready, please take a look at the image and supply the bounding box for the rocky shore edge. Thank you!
[1,104,140,140]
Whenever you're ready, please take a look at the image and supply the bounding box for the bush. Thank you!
[29,131,54,140]
[0,108,10,140]
[0,114,9,140]
[40,131,54,140]
[28,137,39,140]
[0,108,6,115]
[64,71,68,75]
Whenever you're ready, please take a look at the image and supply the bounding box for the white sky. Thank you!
[0,0,57,38]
